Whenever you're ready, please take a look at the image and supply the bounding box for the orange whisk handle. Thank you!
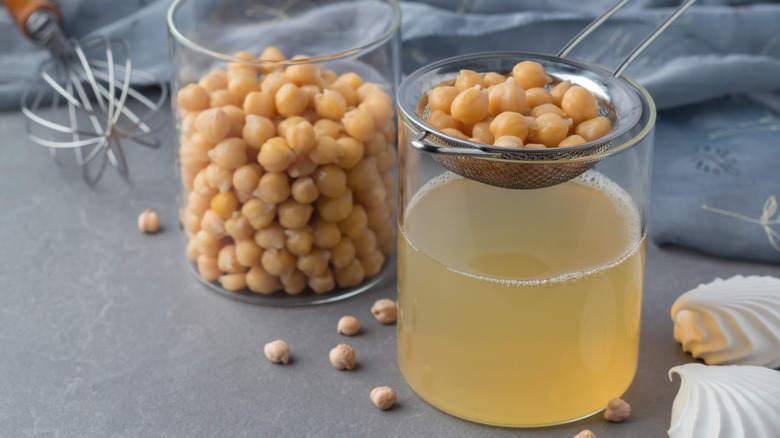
[4,0,61,39]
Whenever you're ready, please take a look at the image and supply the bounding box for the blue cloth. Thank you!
[1,0,779,263]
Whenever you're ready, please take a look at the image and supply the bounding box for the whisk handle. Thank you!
[3,0,60,39]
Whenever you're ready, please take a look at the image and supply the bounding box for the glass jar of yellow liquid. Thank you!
[396,53,655,427]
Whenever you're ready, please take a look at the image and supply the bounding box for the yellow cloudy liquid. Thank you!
[397,172,645,427]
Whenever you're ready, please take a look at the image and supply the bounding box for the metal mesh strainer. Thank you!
[398,0,694,190]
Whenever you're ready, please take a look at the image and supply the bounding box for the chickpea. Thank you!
[483,72,507,88]
[575,116,612,142]
[193,169,217,198]
[200,209,226,237]
[558,134,586,148]
[488,77,526,116]
[327,80,358,107]
[246,264,281,294]
[312,220,342,249]
[489,111,529,140]
[217,244,245,274]
[574,431,596,438]
[360,249,385,277]
[181,112,197,138]
[297,247,331,277]
[335,258,365,288]
[374,145,396,173]
[187,191,211,216]
[255,222,287,250]
[228,74,258,101]
[198,69,228,92]
[337,316,360,336]
[195,108,231,143]
[189,132,214,161]
[427,85,460,115]
[137,208,160,233]
[223,213,254,244]
[209,89,241,108]
[197,254,221,282]
[275,83,308,117]
[454,69,485,91]
[235,237,263,267]
[550,80,572,107]
[194,229,220,256]
[309,136,343,165]
[218,273,246,291]
[343,108,376,142]
[529,112,569,148]
[209,191,237,219]
[524,143,547,149]
[356,82,383,102]
[450,87,489,125]
[242,115,275,150]
[313,119,342,139]
[291,177,319,204]
[358,89,394,126]
[205,162,234,193]
[335,137,364,169]
[227,51,258,78]
[180,144,208,173]
[374,220,396,254]
[364,133,387,156]
[355,183,386,208]
[308,267,336,293]
[280,269,307,295]
[242,198,277,230]
[183,208,202,235]
[370,386,396,410]
[186,238,200,260]
[427,110,461,132]
[243,91,276,119]
[470,120,495,144]
[286,61,321,86]
[313,88,347,121]
[371,298,398,324]
[440,127,468,140]
[284,119,315,154]
[277,199,314,229]
[208,138,247,169]
[286,155,318,178]
[258,46,286,74]
[177,83,210,112]
[346,157,379,191]
[232,163,262,195]
[512,61,552,90]
[317,69,338,88]
[561,86,599,125]
[353,228,378,258]
[261,248,296,277]
[530,103,567,118]
[313,164,347,198]
[317,188,353,222]
[260,71,292,96]
[284,227,315,257]
[331,236,356,269]
[366,203,390,231]
[257,137,296,173]
[493,135,524,148]
[525,87,553,109]
[604,398,631,422]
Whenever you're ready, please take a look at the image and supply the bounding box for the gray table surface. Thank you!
[2,103,779,438]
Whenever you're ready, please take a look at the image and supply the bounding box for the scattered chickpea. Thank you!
[574,430,596,438]
[329,343,356,370]
[370,386,397,410]
[337,316,360,336]
[264,339,291,364]
[371,298,398,324]
[137,209,160,233]
[604,398,631,422]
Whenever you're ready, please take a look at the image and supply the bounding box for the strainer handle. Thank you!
[410,131,503,158]
[557,0,631,59]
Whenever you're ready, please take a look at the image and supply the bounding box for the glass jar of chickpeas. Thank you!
[167,0,401,305]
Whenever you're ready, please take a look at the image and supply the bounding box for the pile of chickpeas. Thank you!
[176,47,396,295]
[424,61,612,149]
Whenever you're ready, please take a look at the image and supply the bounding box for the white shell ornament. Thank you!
[671,275,780,368]
[668,363,780,438]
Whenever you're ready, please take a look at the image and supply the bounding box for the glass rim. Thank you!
[397,51,657,165]
[166,0,402,65]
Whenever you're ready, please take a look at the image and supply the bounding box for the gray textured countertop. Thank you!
[2,104,779,438]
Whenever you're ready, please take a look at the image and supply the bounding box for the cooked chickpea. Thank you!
[195,108,231,143]
[177,83,210,112]
[205,163,234,193]
[313,164,347,198]
[246,264,281,294]
[346,157,379,191]
[275,83,308,117]
[489,111,529,140]
[335,258,365,288]
[427,109,461,132]
[525,87,553,109]
[575,116,612,142]
[255,222,287,250]
[235,237,263,267]
[137,208,160,233]
[308,267,336,293]
[371,298,398,324]
[364,133,387,156]
[200,209,226,236]
[286,156,318,178]
[313,119,342,139]
[284,119,315,153]
[574,430,596,438]
[561,85,599,125]
[228,74,258,101]
[260,71,292,96]
[488,77,526,116]
[183,208,202,235]
[217,244,245,273]
[277,199,314,229]
[286,61,321,86]
[317,188,353,222]
[512,61,552,90]
[193,169,217,197]
[291,177,319,204]
[427,85,460,115]
[359,91,394,127]
[529,112,569,148]
[280,269,307,295]
[343,109,376,142]
[257,46,285,73]
[327,80,358,107]
[198,69,228,92]
[297,247,331,277]
[530,103,567,118]
[242,115,275,150]
[360,249,385,277]
[366,203,390,231]
[353,228,378,258]
[241,198,276,230]
[209,89,241,108]
[331,236,356,269]
[493,135,524,148]
[454,69,485,91]
[335,137,364,169]
[470,120,494,144]
[186,238,200,260]
[317,69,338,88]
[261,248,296,277]
[208,138,247,169]
[558,134,586,148]
[337,316,360,336]
[550,80,572,107]
[314,88,347,121]
[219,273,247,291]
[194,229,221,256]
[187,191,211,216]
[189,132,214,161]
[233,164,262,195]
[450,87,489,125]
[312,220,342,249]
[309,136,343,165]
[355,183,386,208]
[483,72,506,88]
[257,137,296,173]
[374,145,396,173]
[284,227,314,256]
[242,90,276,119]
[440,127,468,140]
[356,82,383,102]
[524,143,547,149]
[210,191,238,219]
[197,254,221,282]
